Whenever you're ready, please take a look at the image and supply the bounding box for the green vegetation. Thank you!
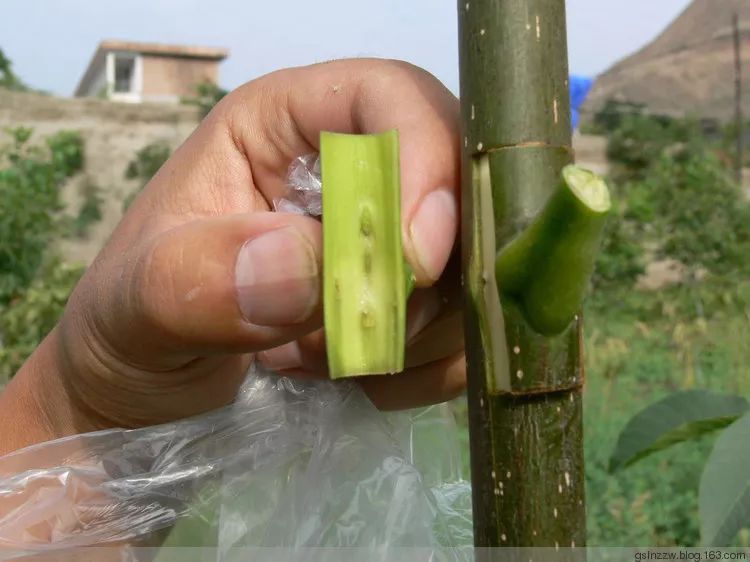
[588,105,750,545]
[181,80,228,118]
[609,390,750,545]
[70,180,104,238]
[580,107,750,546]
[0,127,84,303]
[0,48,29,92]
[0,128,89,380]
[0,128,174,382]
[585,278,750,546]
[0,260,83,378]
[638,152,750,273]
[122,140,171,210]
[0,127,177,382]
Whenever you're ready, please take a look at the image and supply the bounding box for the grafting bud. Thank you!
[321,130,413,379]
[495,165,611,336]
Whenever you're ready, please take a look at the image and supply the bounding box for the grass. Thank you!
[582,276,750,546]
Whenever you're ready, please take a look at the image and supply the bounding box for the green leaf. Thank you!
[609,390,749,472]
[700,412,750,546]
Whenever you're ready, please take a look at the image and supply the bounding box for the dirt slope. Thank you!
[583,0,750,122]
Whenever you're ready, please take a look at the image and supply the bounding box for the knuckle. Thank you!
[372,59,436,85]
[130,235,182,339]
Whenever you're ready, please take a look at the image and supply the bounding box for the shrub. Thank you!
[181,80,228,118]
[0,259,84,382]
[122,141,171,211]
[0,128,91,381]
[0,48,29,92]
[71,180,104,238]
[606,114,703,182]
[593,205,645,288]
[0,128,84,303]
[641,149,750,274]
[592,111,750,289]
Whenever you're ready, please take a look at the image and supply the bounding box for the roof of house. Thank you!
[74,40,229,96]
[98,40,229,60]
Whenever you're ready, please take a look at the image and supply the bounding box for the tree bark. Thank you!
[458,0,587,548]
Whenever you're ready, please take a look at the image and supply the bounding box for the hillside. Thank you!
[583,0,750,121]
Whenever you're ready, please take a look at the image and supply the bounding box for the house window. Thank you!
[113,55,135,93]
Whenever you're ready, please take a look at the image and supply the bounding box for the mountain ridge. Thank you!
[583,0,750,122]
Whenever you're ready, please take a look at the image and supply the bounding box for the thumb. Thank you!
[124,212,322,360]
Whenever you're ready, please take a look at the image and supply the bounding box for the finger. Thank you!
[274,351,467,410]
[406,288,443,344]
[405,308,464,369]
[405,250,464,367]
[100,212,324,366]
[257,286,450,373]
[257,329,328,372]
[223,59,461,286]
[358,352,467,410]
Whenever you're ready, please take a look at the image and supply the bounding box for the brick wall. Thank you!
[142,55,220,99]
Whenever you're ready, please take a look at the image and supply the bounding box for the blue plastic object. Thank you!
[569,75,593,130]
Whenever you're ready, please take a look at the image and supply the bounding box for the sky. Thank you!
[1,0,692,97]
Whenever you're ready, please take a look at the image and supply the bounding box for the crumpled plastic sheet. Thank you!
[0,154,473,559]
[274,154,323,216]
[0,367,472,557]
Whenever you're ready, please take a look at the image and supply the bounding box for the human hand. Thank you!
[1,59,465,447]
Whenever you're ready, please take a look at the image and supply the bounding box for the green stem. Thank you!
[496,165,611,335]
[320,130,410,379]
[459,0,589,547]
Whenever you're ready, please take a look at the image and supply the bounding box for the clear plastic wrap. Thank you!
[0,368,472,555]
[274,154,323,216]
[0,155,472,558]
